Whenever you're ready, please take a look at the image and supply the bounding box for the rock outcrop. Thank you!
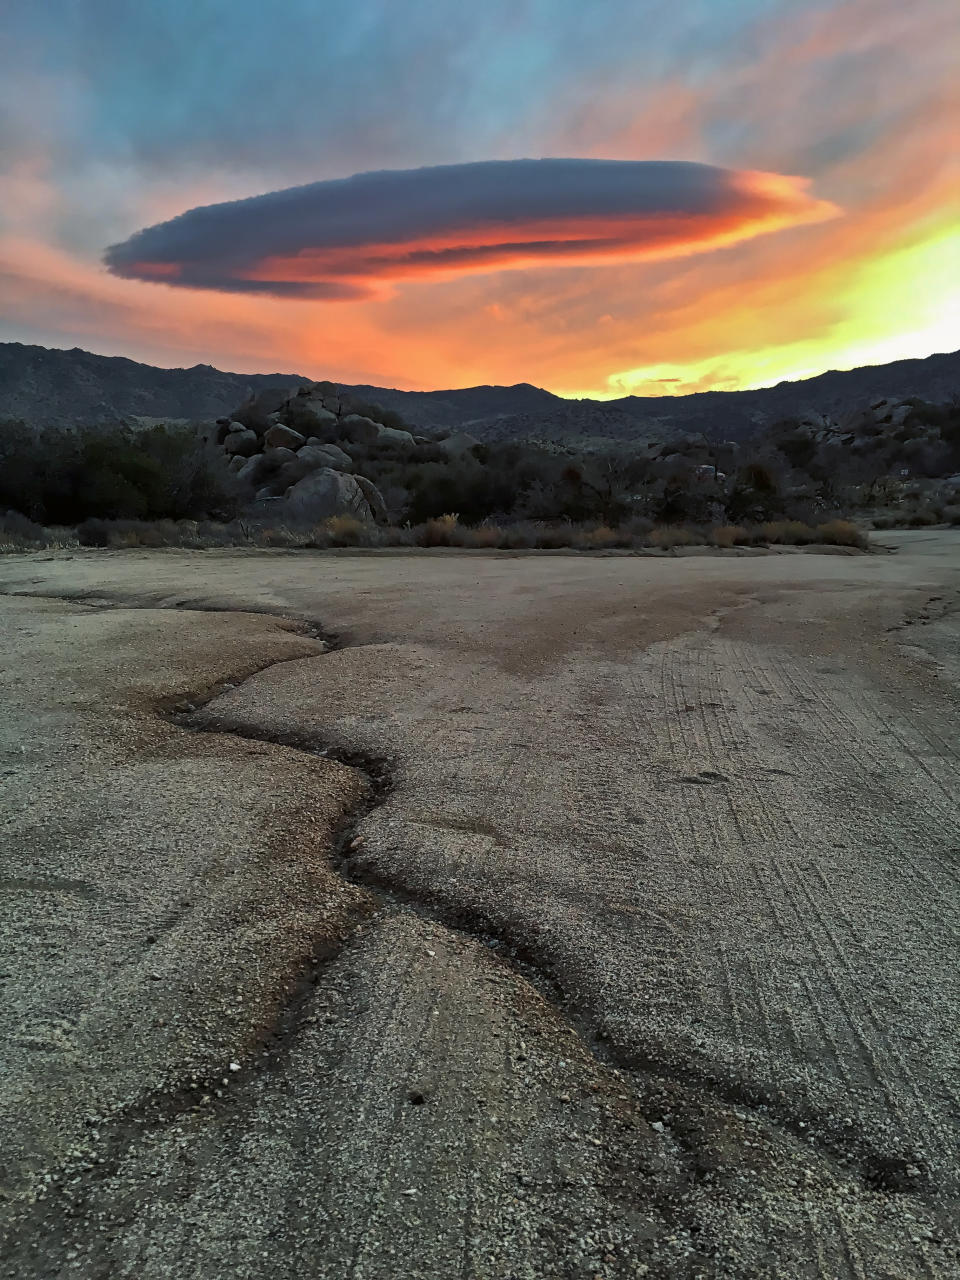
[281,469,374,523]
[220,384,398,523]
[223,426,259,457]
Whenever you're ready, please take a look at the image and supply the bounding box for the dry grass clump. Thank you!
[0,511,65,551]
[905,508,941,527]
[575,525,622,549]
[814,519,867,547]
[420,512,460,546]
[760,520,817,545]
[456,525,504,548]
[324,514,372,546]
[710,524,750,548]
[645,526,699,548]
[0,511,873,555]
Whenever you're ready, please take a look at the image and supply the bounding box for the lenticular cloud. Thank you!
[104,158,837,300]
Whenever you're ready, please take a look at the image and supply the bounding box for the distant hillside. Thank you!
[346,352,960,443]
[1,341,958,442]
[0,344,307,428]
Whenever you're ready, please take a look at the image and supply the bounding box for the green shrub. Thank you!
[0,424,240,525]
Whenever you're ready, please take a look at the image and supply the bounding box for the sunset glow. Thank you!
[1,0,955,396]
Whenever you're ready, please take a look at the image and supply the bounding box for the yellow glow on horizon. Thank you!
[567,224,959,400]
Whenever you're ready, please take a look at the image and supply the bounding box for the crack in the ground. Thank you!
[173,678,928,1199]
[0,585,931,1223]
[885,589,960,633]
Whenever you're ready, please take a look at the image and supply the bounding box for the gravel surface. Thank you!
[0,531,957,1277]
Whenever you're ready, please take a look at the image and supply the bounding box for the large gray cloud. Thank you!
[104,158,835,299]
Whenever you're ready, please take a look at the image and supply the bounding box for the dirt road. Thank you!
[0,532,958,1277]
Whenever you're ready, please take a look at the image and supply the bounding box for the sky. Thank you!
[1,0,956,397]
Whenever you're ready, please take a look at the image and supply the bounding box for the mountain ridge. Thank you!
[1,341,958,442]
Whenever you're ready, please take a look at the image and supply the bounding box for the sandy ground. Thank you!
[0,531,957,1278]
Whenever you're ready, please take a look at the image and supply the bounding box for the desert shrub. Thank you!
[711,524,750,548]
[943,505,960,526]
[419,513,459,546]
[499,523,540,549]
[0,424,239,525]
[575,524,622,549]
[646,526,698,548]
[532,522,578,549]
[325,515,371,546]
[0,509,49,547]
[776,431,817,470]
[814,519,867,547]
[760,520,817,544]
[905,507,940,527]
[76,517,112,546]
[457,525,505,548]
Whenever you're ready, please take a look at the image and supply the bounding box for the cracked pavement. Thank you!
[0,531,958,1277]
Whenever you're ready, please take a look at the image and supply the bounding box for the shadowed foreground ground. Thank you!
[0,532,958,1278]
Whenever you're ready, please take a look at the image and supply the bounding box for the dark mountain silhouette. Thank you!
[1,341,958,442]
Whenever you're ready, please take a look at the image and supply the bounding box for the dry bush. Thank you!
[0,511,66,550]
[760,520,816,544]
[575,524,621,549]
[324,514,370,546]
[457,525,505,548]
[711,524,750,548]
[419,512,460,546]
[646,526,698,548]
[258,525,299,547]
[814,519,867,547]
[500,523,542,549]
[905,508,941,527]
[380,524,417,546]
[870,514,901,530]
[943,505,960,526]
[534,522,578,549]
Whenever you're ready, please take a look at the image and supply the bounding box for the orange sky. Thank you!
[1,0,956,396]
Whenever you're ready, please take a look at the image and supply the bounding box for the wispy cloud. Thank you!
[104,159,837,299]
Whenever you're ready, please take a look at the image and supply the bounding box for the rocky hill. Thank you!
[0,344,307,429]
[1,341,958,443]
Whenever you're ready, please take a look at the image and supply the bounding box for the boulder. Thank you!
[245,387,290,417]
[236,455,266,485]
[300,442,353,470]
[869,398,911,427]
[354,474,388,522]
[236,447,301,489]
[340,414,382,445]
[340,415,415,448]
[263,424,306,451]
[228,454,246,472]
[437,431,479,456]
[223,428,259,457]
[282,469,375,523]
[377,425,416,448]
[289,398,338,431]
[262,445,298,468]
[270,444,354,493]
